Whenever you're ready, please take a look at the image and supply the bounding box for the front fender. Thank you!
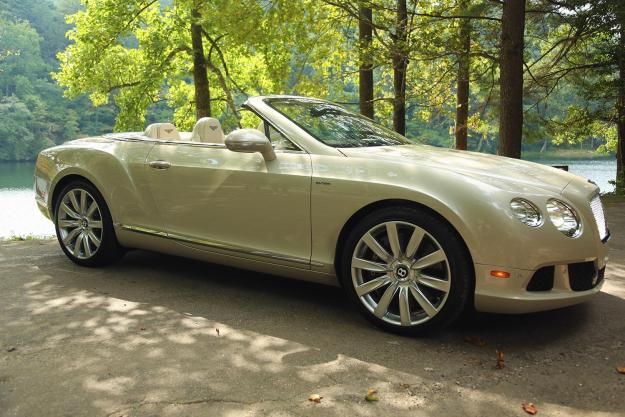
[310,153,587,274]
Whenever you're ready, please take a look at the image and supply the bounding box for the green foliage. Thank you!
[0,96,51,160]
[0,0,622,163]
[0,0,117,161]
[54,0,327,131]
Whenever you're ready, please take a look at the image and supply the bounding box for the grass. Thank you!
[1,234,53,242]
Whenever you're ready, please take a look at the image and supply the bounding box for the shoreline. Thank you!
[0,149,618,164]
[522,150,615,161]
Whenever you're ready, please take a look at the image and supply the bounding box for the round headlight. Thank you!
[510,198,543,227]
[546,199,581,237]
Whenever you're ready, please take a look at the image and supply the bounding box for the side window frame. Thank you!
[240,106,306,153]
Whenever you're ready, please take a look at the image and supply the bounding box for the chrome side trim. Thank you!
[105,133,307,154]
[119,224,323,267]
[104,133,227,148]
[121,225,168,238]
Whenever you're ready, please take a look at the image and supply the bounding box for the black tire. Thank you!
[338,206,472,335]
[53,180,124,267]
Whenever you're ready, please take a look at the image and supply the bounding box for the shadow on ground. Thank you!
[1,203,624,416]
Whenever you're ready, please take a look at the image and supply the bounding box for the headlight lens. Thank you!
[546,199,581,237]
[510,198,543,227]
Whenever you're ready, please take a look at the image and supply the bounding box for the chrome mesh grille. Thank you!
[590,194,608,241]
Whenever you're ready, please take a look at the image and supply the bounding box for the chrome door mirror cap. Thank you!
[224,129,276,161]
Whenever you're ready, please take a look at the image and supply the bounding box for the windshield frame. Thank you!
[263,97,413,149]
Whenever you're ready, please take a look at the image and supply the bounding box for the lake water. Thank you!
[0,158,618,238]
[0,162,56,238]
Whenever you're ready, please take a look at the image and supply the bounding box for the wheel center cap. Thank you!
[395,265,410,281]
[81,218,89,229]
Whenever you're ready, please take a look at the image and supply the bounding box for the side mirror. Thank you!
[224,129,276,161]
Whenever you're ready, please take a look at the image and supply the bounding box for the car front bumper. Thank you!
[473,241,608,314]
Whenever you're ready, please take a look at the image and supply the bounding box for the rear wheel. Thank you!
[54,180,123,266]
[339,206,472,335]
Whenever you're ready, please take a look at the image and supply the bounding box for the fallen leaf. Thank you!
[365,388,379,402]
[522,403,538,415]
[139,327,146,331]
[308,394,322,403]
[216,328,220,336]
[496,350,505,369]
[7,347,16,352]
[617,367,625,374]
[464,336,486,347]
[399,383,411,389]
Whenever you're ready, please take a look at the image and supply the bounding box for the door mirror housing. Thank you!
[224,129,276,161]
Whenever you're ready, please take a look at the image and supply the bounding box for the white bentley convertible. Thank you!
[35,96,610,334]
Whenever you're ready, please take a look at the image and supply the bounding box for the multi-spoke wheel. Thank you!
[54,180,123,266]
[339,206,472,334]
[57,188,103,259]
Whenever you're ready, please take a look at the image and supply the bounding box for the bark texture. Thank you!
[455,0,471,150]
[359,5,374,119]
[191,9,211,119]
[616,16,625,193]
[392,0,408,135]
[497,0,525,158]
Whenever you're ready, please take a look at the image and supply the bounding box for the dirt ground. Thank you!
[1,203,624,417]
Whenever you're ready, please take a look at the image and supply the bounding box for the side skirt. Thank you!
[116,225,339,286]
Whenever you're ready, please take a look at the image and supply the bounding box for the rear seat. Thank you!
[144,123,181,141]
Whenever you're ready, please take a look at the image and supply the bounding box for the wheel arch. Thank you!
[334,199,476,283]
[50,172,108,219]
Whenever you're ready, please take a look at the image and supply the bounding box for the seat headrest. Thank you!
[190,117,225,144]
[144,123,180,141]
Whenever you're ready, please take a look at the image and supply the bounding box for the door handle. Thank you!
[149,160,171,170]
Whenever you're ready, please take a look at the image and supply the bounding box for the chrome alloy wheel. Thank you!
[351,221,451,326]
[57,188,103,260]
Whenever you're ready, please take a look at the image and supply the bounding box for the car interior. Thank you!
[143,116,300,151]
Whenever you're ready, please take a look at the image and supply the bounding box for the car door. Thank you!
[144,140,312,267]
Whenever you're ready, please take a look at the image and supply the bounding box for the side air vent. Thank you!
[527,266,555,292]
[568,261,597,291]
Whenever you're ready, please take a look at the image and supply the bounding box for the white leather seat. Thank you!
[144,123,181,141]
[191,117,225,143]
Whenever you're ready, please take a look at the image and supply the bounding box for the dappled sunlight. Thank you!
[2,201,625,416]
[83,375,136,396]
[603,264,625,299]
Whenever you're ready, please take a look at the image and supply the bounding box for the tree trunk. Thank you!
[497,0,525,159]
[191,9,211,120]
[206,58,241,127]
[455,0,471,150]
[359,5,374,119]
[617,118,624,193]
[392,0,408,135]
[616,16,625,194]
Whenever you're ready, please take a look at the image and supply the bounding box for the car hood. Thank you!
[339,144,578,194]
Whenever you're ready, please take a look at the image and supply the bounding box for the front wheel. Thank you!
[339,206,472,335]
[54,180,123,267]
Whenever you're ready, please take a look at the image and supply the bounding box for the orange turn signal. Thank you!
[490,270,511,279]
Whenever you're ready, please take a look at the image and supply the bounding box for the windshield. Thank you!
[264,97,412,148]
